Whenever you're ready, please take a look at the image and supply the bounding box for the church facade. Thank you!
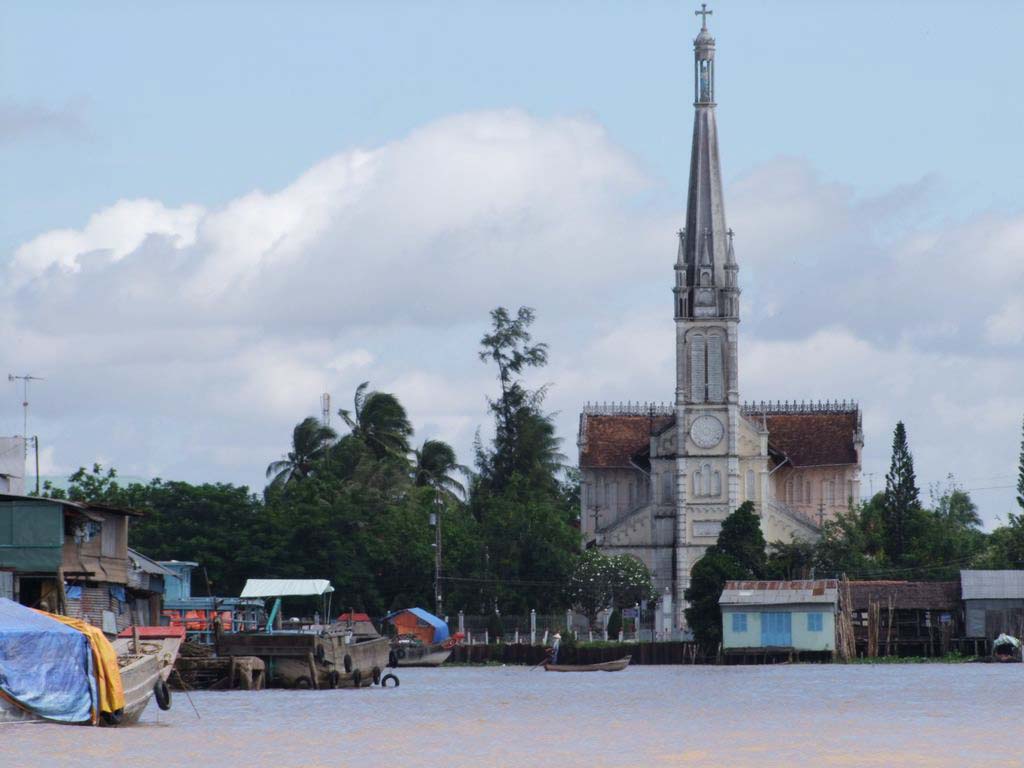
[577,12,863,632]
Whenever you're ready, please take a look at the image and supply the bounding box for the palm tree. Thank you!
[265,417,337,488]
[338,381,413,460]
[412,439,468,503]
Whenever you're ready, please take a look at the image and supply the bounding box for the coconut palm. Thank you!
[412,439,468,503]
[265,417,337,488]
[338,382,413,460]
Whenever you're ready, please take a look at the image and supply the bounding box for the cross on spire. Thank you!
[695,3,712,29]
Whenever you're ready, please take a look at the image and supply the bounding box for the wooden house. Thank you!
[0,493,142,633]
[847,580,961,657]
[719,580,838,658]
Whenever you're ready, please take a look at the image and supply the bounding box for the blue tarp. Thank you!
[384,607,449,643]
[0,598,95,723]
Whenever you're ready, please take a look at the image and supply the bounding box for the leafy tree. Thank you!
[565,549,655,620]
[606,608,622,639]
[717,501,766,576]
[338,381,414,461]
[882,421,923,563]
[684,502,767,649]
[412,439,467,502]
[684,548,746,649]
[265,417,337,489]
[766,539,817,580]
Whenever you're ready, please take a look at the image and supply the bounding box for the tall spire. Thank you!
[674,4,738,321]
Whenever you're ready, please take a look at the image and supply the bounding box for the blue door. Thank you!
[761,612,792,647]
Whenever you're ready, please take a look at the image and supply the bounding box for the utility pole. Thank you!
[431,491,443,616]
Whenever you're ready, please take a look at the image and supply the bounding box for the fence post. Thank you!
[530,609,537,645]
[458,610,465,635]
[514,629,519,644]
[484,630,489,645]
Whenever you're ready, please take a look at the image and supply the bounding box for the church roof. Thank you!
[744,402,861,468]
[578,410,675,469]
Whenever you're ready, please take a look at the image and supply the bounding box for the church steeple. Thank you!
[674,3,738,322]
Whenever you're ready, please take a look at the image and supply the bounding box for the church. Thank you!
[577,9,863,632]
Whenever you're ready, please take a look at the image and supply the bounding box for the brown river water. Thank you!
[4,665,1023,767]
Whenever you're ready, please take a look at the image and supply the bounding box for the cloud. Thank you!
[3,111,1022,527]
[0,102,88,144]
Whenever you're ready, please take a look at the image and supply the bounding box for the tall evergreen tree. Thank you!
[883,421,921,563]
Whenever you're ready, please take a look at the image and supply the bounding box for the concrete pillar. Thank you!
[530,609,536,645]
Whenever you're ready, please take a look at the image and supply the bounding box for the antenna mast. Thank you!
[8,374,44,459]
[320,392,331,427]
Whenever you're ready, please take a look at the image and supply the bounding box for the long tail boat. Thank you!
[544,655,631,672]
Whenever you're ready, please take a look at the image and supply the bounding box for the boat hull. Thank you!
[544,656,631,673]
[393,642,452,667]
[218,632,391,688]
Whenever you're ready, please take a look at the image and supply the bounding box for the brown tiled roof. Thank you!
[762,411,859,467]
[848,581,960,610]
[579,414,675,469]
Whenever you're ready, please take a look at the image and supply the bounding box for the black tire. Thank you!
[388,651,398,668]
[154,679,172,711]
[293,675,313,690]
[380,673,400,688]
[372,666,382,685]
[314,644,326,663]
[343,654,353,673]
[328,670,342,689]
[352,669,362,687]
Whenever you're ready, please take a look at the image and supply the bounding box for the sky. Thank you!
[2,0,1023,527]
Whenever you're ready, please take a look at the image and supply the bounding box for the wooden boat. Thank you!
[0,625,182,726]
[544,656,631,672]
[391,639,455,667]
[111,627,184,724]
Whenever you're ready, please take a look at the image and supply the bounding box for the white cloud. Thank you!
[985,298,1024,346]
[3,111,1022,527]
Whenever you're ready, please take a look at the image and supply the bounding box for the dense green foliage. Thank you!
[564,549,656,620]
[44,306,592,618]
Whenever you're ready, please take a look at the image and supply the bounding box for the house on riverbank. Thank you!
[848,580,961,657]
[961,570,1024,640]
[0,493,142,633]
[719,579,838,660]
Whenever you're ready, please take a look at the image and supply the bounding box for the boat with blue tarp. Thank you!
[384,607,462,667]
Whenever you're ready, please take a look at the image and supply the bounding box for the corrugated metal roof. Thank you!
[848,580,960,610]
[719,579,838,606]
[240,578,334,598]
[960,570,1024,600]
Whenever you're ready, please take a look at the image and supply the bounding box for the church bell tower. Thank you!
[673,4,742,628]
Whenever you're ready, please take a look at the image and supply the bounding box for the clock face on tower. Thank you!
[689,415,724,449]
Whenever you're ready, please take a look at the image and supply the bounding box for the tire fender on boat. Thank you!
[154,680,172,712]
[343,654,353,673]
[328,670,342,689]
[380,673,400,688]
[372,666,382,685]
[352,669,362,687]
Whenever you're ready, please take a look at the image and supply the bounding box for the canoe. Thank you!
[544,656,631,672]
[391,640,453,667]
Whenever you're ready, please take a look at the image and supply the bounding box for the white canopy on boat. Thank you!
[240,579,334,598]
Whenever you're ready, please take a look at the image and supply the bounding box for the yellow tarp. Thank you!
[34,611,125,720]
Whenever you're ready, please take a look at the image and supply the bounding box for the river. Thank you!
[5,664,1022,767]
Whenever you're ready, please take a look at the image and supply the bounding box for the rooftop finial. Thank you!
[695,3,712,30]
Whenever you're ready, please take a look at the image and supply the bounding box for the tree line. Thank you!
[685,417,1024,648]
[42,306,651,619]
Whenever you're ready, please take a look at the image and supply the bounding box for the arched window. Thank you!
[805,481,812,502]
[711,469,721,496]
[690,333,706,402]
[693,467,703,496]
[785,479,793,504]
[663,472,674,503]
[795,477,803,503]
[846,479,854,505]
[707,334,724,402]
[746,469,756,500]
[702,463,713,496]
